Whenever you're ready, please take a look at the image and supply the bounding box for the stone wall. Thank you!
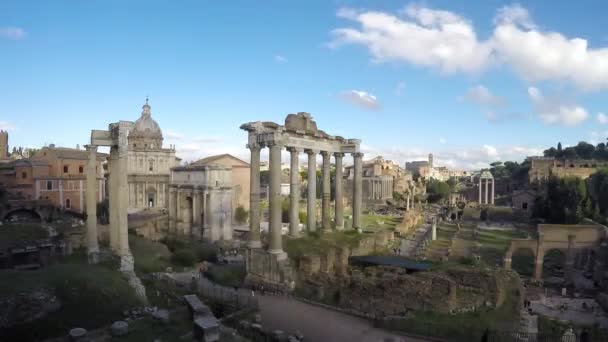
[296,230,395,280]
[395,210,423,235]
[129,214,169,241]
[298,267,516,317]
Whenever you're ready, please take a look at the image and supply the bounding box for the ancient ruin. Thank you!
[240,112,362,285]
[478,170,495,205]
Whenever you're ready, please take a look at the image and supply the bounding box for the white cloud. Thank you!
[395,81,406,96]
[0,26,26,40]
[598,112,608,124]
[274,55,288,63]
[590,130,608,144]
[463,85,503,106]
[331,4,608,90]
[339,90,380,110]
[331,5,493,74]
[165,130,184,140]
[0,121,15,131]
[192,136,223,143]
[528,86,588,126]
[361,143,543,170]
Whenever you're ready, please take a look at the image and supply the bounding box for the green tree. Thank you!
[234,205,248,224]
[426,179,451,203]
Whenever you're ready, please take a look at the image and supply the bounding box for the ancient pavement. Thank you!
[169,272,426,342]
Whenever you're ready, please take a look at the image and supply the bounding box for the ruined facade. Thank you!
[168,164,233,241]
[528,156,608,182]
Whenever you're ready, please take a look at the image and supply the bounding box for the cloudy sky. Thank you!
[1,1,607,169]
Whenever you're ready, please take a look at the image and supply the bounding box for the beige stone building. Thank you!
[126,100,180,212]
[345,156,413,206]
[190,154,250,212]
[0,130,8,161]
[0,144,106,213]
[528,156,608,182]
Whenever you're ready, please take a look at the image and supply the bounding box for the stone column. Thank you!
[107,155,118,252]
[85,145,99,263]
[248,144,262,248]
[478,177,482,204]
[321,151,331,232]
[565,235,576,284]
[334,153,344,230]
[432,217,437,241]
[116,147,130,257]
[193,189,202,239]
[268,142,284,257]
[352,152,363,231]
[169,187,176,231]
[306,149,317,232]
[288,147,301,237]
[491,178,495,205]
[176,188,182,233]
[406,193,410,210]
[484,178,489,205]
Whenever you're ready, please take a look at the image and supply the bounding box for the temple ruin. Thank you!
[240,112,362,285]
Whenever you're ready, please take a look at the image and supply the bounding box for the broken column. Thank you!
[85,144,99,263]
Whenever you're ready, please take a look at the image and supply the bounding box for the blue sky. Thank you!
[1,1,608,170]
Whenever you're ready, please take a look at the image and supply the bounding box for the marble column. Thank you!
[406,193,410,210]
[248,144,262,248]
[116,147,130,257]
[334,153,344,230]
[478,177,482,204]
[107,155,118,252]
[321,151,331,232]
[565,235,576,284]
[491,178,495,205]
[268,142,284,256]
[432,217,437,241]
[85,145,99,263]
[352,152,363,230]
[306,149,317,232]
[169,187,176,231]
[288,147,301,237]
[193,189,202,239]
[484,179,489,205]
[176,188,182,233]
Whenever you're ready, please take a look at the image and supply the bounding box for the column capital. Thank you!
[169,187,177,193]
[320,150,331,157]
[352,152,364,158]
[246,143,262,151]
[266,141,283,148]
[305,149,318,155]
[84,144,97,151]
[333,152,345,158]
[286,146,303,153]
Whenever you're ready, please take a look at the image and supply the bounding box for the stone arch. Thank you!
[146,186,157,208]
[2,208,42,222]
[540,248,567,280]
[510,247,536,277]
[504,239,538,271]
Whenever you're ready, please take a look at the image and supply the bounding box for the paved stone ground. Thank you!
[399,223,430,257]
[170,272,427,341]
[258,294,427,342]
[530,297,608,328]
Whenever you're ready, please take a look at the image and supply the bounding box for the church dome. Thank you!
[129,99,163,140]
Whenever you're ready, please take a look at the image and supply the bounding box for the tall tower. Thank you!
[428,153,434,169]
[0,130,8,160]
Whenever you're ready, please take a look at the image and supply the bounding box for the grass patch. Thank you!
[284,230,364,259]
[130,236,172,274]
[361,214,401,231]
[0,223,48,243]
[205,264,246,288]
[0,255,141,341]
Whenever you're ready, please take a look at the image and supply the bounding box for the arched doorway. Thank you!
[511,248,536,277]
[184,196,193,234]
[542,249,567,280]
[146,186,157,208]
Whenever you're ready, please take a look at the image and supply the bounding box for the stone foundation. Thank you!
[245,248,294,289]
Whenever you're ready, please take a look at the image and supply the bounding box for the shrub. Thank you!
[160,237,186,253]
[234,205,248,224]
[195,243,218,263]
[299,211,307,224]
[171,249,197,267]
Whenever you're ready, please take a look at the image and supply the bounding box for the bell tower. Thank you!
[0,130,8,160]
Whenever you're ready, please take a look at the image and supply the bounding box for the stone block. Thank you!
[193,316,220,342]
[184,294,212,320]
[152,309,170,324]
[68,327,87,341]
[110,321,129,336]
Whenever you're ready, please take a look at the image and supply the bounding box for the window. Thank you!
[522,202,528,210]
[79,165,84,173]
[149,160,154,172]
[21,172,27,179]
[133,144,137,148]
[65,198,71,209]
[187,174,191,181]
[47,181,52,190]
[63,165,69,173]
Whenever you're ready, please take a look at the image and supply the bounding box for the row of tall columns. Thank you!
[85,145,99,263]
[478,178,495,205]
[247,144,363,253]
